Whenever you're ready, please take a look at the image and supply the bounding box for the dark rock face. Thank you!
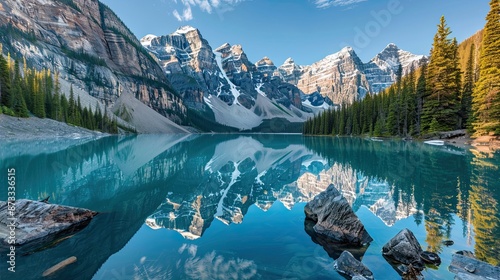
[449,254,500,279]
[333,250,373,280]
[304,184,372,245]
[0,199,97,245]
[382,228,424,269]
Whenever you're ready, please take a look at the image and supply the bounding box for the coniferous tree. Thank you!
[422,16,461,133]
[461,44,475,130]
[68,85,75,124]
[33,73,46,118]
[415,63,428,135]
[11,83,29,117]
[0,54,11,107]
[60,94,69,122]
[472,0,500,135]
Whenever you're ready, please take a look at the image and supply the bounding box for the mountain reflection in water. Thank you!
[0,135,498,279]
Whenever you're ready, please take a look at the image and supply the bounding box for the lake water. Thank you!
[0,134,499,279]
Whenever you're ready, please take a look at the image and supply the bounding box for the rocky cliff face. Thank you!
[279,44,427,105]
[0,0,187,132]
[143,25,425,130]
[364,43,427,94]
[143,26,316,130]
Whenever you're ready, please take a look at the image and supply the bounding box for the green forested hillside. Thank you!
[0,50,119,133]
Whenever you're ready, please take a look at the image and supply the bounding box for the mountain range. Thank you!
[0,0,427,132]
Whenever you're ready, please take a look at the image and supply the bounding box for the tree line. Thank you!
[305,0,500,137]
[0,50,118,133]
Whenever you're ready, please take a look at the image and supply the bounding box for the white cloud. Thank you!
[314,0,367,9]
[173,9,183,21]
[170,0,246,21]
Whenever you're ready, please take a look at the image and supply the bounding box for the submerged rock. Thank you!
[443,240,454,246]
[398,264,424,280]
[333,250,373,279]
[449,253,500,279]
[304,184,372,245]
[382,228,424,269]
[420,251,441,266]
[304,218,369,260]
[0,199,97,245]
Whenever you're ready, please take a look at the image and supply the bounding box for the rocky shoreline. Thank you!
[305,184,500,280]
[0,115,108,140]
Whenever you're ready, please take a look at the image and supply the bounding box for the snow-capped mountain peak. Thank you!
[140,34,158,47]
[173,25,198,35]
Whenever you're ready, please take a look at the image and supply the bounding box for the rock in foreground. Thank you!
[334,250,373,279]
[449,253,500,280]
[304,184,372,245]
[0,199,97,245]
[382,228,424,269]
[304,218,370,260]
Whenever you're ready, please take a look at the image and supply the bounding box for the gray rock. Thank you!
[351,276,369,280]
[397,264,424,280]
[465,264,476,273]
[455,272,489,280]
[449,254,500,279]
[304,184,372,245]
[457,250,476,259]
[420,251,441,265]
[382,228,424,269]
[334,251,373,279]
[0,199,97,245]
[304,218,369,260]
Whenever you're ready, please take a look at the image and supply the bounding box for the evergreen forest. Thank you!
[0,50,119,133]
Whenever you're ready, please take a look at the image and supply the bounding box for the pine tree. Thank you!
[68,85,75,124]
[44,69,53,118]
[60,94,69,122]
[461,44,475,130]
[0,54,11,108]
[415,63,427,136]
[11,84,29,117]
[33,72,46,118]
[472,0,500,135]
[95,103,103,130]
[423,16,461,133]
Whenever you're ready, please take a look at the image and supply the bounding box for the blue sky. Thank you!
[100,0,489,65]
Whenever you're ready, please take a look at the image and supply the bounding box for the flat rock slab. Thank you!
[304,184,372,245]
[0,199,97,245]
[449,254,500,280]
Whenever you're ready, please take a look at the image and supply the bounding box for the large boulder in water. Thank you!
[382,228,424,269]
[304,184,372,245]
[334,250,374,279]
[0,199,97,245]
[304,218,370,260]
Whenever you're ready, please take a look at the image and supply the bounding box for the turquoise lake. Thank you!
[0,134,499,279]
